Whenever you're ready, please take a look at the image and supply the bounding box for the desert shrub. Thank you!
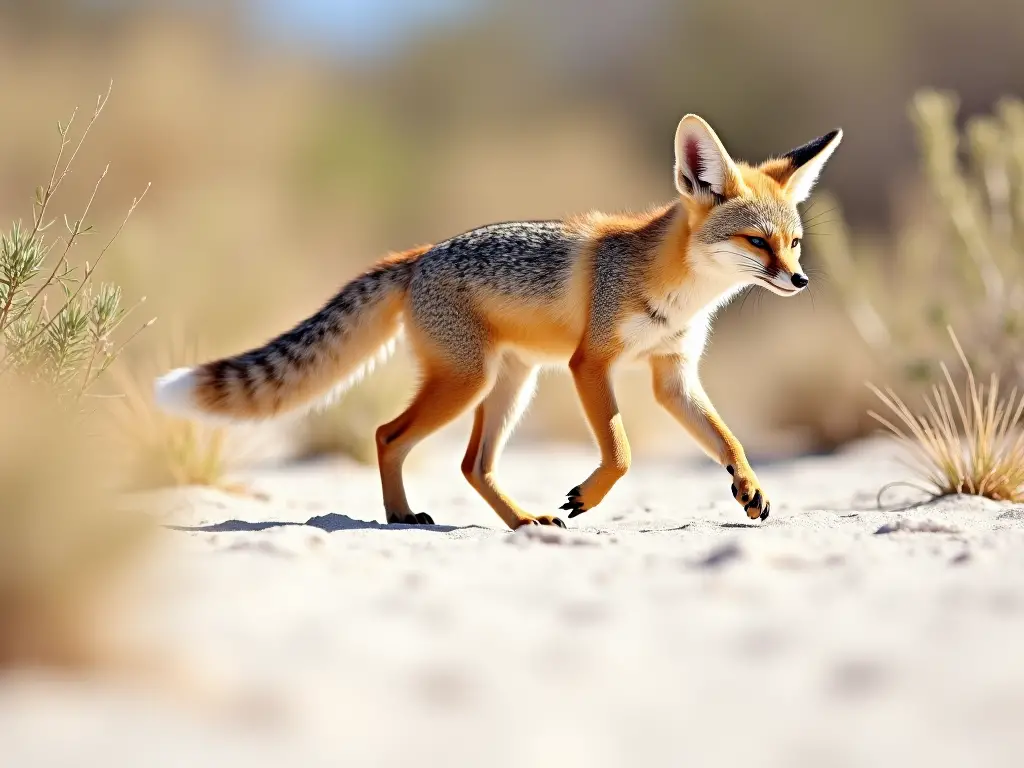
[818,90,1024,385]
[774,91,1024,452]
[0,83,151,401]
[830,92,1024,501]
[869,328,1024,503]
[0,88,165,674]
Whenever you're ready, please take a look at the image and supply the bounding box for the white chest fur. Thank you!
[617,277,742,358]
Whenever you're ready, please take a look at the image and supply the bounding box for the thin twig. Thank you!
[32,82,112,237]
[81,316,156,394]
[875,481,940,511]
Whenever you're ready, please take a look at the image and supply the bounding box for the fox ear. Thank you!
[765,129,843,203]
[674,115,743,200]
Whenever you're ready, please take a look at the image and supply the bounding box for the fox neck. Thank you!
[646,201,746,317]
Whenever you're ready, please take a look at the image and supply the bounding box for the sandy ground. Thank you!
[3,437,1024,767]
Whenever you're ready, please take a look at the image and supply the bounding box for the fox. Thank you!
[155,115,842,529]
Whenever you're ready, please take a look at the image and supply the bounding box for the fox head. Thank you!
[674,115,842,296]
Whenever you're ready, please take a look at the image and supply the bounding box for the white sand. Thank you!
[3,438,1024,767]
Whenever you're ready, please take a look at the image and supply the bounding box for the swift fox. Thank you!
[155,115,842,529]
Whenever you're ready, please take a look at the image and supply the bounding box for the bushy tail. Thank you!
[155,247,428,421]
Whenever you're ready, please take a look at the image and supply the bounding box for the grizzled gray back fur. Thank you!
[413,221,577,297]
[407,221,579,362]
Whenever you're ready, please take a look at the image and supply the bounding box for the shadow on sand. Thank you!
[169,512,471,534]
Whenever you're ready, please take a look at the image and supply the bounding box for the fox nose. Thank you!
[791,272,809,289]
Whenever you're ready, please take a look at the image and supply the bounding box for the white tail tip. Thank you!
[154,367,200,416]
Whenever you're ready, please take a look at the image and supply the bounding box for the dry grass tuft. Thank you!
[109,344,244,491]
[868,328,1024,503]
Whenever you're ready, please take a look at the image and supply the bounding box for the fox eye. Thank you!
[791,237,802,248]
[745,236,770,251]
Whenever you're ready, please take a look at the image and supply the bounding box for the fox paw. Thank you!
[726,464,770,521]
[560,486,586,518]
[516,515,567,529]
[387,512,435,526]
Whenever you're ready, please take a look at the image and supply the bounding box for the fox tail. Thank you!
[154,247,428,421]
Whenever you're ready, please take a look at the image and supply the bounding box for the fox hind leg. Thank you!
[376,354,493,525]
[461,354,562,529]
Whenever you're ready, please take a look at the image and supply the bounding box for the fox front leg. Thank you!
[561,353,632,518]
[649,352,770,521]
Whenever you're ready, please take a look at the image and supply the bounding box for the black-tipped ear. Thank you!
[784,130,841,169]
[777,129,843,203]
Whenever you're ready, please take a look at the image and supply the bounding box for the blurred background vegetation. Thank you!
[2,0,1022,475]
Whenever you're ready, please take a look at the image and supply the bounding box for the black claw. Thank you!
[552,517,566,528]
[759,503,770,521]
[563,486,585,516]
[726,465,735,475]
[731,483,737,498]
[744,489,763,512]
[414,512,434,525]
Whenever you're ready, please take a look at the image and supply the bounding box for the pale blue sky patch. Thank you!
[252,0,484,58]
